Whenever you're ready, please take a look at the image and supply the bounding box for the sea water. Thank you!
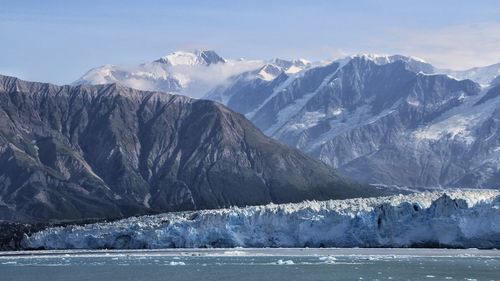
[1,248,499,281]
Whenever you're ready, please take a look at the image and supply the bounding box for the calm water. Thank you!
[1,248,499,281]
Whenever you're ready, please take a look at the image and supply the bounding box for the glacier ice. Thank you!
[22,190,500,249]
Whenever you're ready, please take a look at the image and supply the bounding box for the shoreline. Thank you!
[2,247,500,258]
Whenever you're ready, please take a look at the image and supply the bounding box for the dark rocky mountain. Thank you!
[0,74,378,223]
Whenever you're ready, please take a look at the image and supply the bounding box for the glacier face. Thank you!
[23,190,500,249]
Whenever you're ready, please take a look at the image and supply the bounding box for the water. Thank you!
[1,248,499,281]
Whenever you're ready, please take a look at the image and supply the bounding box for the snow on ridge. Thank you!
[158,51,201,66]
[257,64,283,81]
[412,87,500,144]
[74,54,263,98]
[23,189,500,249]
[156,50,226,66]
[442,62,500,86]
[349,53,428,65]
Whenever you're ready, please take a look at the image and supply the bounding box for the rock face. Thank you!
[0,75,376,222]
[209,55,500,189]
[22,189,500,249]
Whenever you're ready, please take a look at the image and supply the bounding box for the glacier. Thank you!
[22,189,500,249]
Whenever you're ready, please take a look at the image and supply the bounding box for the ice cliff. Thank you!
[23,190,500,249]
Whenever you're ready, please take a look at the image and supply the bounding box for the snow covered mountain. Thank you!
[204,60,312,111]
[443,62,500,86]
[74,50,310,98]
[208,55,500,189]
[154,50,226,66]
[22,189,500,249]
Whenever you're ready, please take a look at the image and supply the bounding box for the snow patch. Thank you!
[143,193,151,209]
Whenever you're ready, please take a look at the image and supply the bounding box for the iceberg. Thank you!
[23,190,500,249]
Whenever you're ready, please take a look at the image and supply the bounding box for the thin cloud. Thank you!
[382,23,500,70]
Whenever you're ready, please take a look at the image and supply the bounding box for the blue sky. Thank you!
[1,0,499,84]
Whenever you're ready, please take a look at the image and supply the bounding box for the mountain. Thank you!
[209,55,500,189]
[154,50,226,66]
[0,74,378,223]
[76,51,500,189]
[204,60,310,112]
[22,189,500,249]
[73,50,310,98]
[205,54,435,118]
[443,62,500,86]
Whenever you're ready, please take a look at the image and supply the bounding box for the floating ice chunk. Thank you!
[168,261,186,266]
[276,259,294,265]
[223,250,247,256]
[318,256,337,264]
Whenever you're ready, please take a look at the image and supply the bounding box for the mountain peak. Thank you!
[348,54,434,74]
[155,50,226,66]
[272,58,311,74]
[350,53,427,65]
[257,64,283,81]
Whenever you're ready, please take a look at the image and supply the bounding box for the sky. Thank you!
[1,0,499,85]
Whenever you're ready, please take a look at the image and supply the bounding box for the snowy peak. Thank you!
[354,54,427,64]
[352,54,500,85]
[257,64,284,81]
[198,50,227,65]
[73,64,120,85]
[155,50,226,66]
[350,54,435,74]
[271,58,311,74]
[254,58,311,81]
[444,62,500,86]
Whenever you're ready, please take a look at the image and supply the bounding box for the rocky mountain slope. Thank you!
[0,74,378,223]
[208,55,500,189]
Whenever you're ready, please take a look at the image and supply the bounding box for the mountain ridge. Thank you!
[206,56,499,188]
[71,51,500,189]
